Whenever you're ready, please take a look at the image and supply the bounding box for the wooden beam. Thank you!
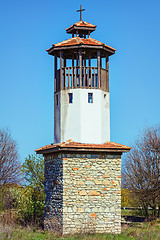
[48,45,116,56]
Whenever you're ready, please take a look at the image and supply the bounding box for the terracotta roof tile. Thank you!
[66,21,96,30]
[51,37,116,51]
[35,140,131,153]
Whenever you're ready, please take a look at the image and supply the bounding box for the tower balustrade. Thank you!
[55,66,108,92]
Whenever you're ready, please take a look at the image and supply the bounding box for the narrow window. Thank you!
[69,93,73,103]
[56,95,58,106]
[88,93,93,103]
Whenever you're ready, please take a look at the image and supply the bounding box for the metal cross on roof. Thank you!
[77,5,85,21]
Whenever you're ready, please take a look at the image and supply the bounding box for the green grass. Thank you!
[121,209,156,217]
[0,220,159,240]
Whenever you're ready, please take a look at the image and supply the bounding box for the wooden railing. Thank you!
[55,67,108,92]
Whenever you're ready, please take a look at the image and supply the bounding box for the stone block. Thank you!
[103,180,110,185]
[85,165,91,168]
[89,190,100,196]
[79,190,87,195]
[89,213,97,218]
[94,180,102,185]
[102,175,110,178]
[77,181,85,185]
[78,208,84,212]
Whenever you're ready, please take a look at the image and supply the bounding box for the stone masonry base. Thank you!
[44,151,121,235]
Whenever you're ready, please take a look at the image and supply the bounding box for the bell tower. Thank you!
[47,6,115,144]
[36,7,131,235]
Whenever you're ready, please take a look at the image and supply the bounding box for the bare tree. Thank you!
[122,126,160,217]
[0,129,21,186]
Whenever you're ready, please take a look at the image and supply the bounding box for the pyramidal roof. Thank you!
[66,20,96,34]
[46,37,116,52]
[66,20,96,30]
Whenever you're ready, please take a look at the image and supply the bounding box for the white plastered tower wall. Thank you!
[51,17,116,145]
[54,88,110,144]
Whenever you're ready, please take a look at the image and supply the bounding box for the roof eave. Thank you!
[66,23,97,31]
[46,44,115,56]
[66,26,96,34]
[35,146,131,155]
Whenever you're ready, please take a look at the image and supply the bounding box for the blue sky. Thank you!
[0,0,160,162]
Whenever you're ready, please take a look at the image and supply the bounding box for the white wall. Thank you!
[54,89,110,144]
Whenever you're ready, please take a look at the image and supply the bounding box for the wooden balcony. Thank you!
[55,67,108,92]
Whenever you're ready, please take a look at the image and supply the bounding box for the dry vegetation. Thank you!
[0,220,159,240]
[123,127,160,217]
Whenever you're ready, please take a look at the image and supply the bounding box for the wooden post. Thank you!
[76,53,79,66]
[97,50,101,88]
[84,55,86,67]
[94,67,96,87]
[83,55,86,87]
[72,54,74,67]
[60,51,63,90]
[54,55,57,92]
[106,56,109,92]
[89,53,91,87]
[76,53,79,86]
[89,53,91,67]
[79,49,82,87]
[76,30,78,37]
[75,66,77,88]
[64,58,66,68]
[68,67,71,89]
[64,67,67,89]
[64,58,66,88]
[72,54,74,88]
[87,67,89,87]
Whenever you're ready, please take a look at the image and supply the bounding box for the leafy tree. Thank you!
[0,129,21,186]
[21,154,44,226]
[122,126,160,217]
[22,153,44,190]
[121,188,137,207]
